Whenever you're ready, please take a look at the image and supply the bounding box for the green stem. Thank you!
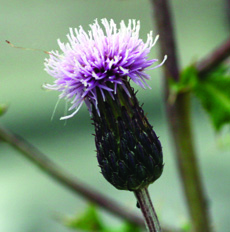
[150,0,212,231]
[134,187,161,232]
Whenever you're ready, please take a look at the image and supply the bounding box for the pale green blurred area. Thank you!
[0,0,230,231]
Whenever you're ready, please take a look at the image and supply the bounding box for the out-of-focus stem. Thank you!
[0,125,179,232]
[150,0,180,81]
[0,125,144,227]
[134,188,161,232]
[197,37,230,76]
[226,0,230,26]
[150,0,212,231]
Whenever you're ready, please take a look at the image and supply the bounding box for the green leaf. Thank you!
[100,223,140,232]
[168,65,198,103]
[169,65,198,94]
[181,222,192,232]
[169,64,230,131]
[65,205,104,231]
[180,65,199,90]
[120,223,141,232]
[0,104,8,117]
[194,66,230,131]
[64,205,141,232]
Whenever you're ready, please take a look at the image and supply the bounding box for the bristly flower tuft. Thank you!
[44,19,166,120]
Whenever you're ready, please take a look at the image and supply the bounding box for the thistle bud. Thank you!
[92,82,163,191]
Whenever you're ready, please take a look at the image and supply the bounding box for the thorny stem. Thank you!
[134,188,161,232]
[0,125,178,232]
[150,0,212,231]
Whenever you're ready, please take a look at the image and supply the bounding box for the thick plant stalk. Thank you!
[134,187,161,232]
[150,0,212,231]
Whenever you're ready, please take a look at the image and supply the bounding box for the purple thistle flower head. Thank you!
[44,19,166,120]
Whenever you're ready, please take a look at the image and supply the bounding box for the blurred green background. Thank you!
[1,0,229,231]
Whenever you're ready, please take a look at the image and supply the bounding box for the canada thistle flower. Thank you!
[44,19,166,191]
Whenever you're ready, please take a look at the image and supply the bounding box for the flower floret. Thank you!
[44,19,166,119]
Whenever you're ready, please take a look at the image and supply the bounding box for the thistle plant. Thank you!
[2,1,230,232]
[44,19,166,231]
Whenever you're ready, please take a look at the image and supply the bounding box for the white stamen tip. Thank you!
[152,35,159,47]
